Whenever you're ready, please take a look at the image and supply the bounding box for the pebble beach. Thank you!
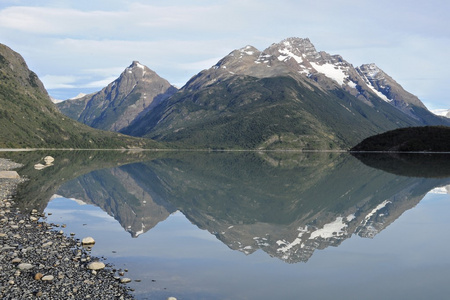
[0,158,134,299]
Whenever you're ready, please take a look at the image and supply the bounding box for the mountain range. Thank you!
[56,37,449,150]
[0,43,161,149]
[1,38,449,150]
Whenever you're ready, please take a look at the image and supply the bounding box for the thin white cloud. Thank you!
[81,67,126,77]
[40,75,80,89]
[178,57,224,72]
[81,76,118,89]
[1,0,449,108]
[0,6,124,35]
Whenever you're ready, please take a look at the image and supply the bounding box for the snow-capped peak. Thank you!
[239,45,258,56]
[126,61,147,75]
[135,62,145,70]
[262,37,357,86]
[266,37,318,63]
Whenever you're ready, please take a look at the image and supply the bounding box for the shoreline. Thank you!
[0,158,134,299]
[4,148,450,154]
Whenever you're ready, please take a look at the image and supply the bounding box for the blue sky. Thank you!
[1,0,449,109]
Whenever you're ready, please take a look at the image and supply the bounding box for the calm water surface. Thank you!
[7,151,450,299]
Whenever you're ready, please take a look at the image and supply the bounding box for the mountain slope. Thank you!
[0,44,160,148]
[57,61,178,132]
[122,37,447,149]
[123,74,425,149]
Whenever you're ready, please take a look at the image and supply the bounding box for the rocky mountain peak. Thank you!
[214,45,261,70]
[265,37,319,63]
[57,61,177,132]
[122,60,153,79]
[358,63,383,79]
[357,63,389,87]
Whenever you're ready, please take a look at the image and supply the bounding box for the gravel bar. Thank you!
[0,158,134,299]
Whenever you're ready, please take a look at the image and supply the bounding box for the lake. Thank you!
[5,150,450,299]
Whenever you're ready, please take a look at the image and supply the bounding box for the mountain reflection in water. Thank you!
[5,150,450,299]
[34,151,450,263]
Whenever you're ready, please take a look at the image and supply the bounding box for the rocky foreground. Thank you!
[0,158,134,299]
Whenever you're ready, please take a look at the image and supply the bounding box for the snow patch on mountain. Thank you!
[277,48,303,64]
[361,200,391,226]
[310,62,348,86]
[136,62,146,75]
[357,63,393,102]
[255,53,272,64]
[309,217,348,239]
[366,82,392,102]
[135,222,146,237]
[347,81,357,89]
[126,61,147,76]
[276,227,308,253]
[241,46,255,55]
[276,216,349,255]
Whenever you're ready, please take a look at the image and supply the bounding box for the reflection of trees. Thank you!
[352,152,450,178]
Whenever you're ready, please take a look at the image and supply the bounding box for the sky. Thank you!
[0,0,449,109]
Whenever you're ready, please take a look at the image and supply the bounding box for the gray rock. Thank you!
[41,275,54,281]
[0,171,20,179]
[81,237,95,245]
[17,263,33,270]
[87,261,105,270]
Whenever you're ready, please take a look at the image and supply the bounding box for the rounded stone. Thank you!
[34,273,44,280]
[44,156,55,164]
[17,263,33,270]
[120,278,131,283]
[11,257,21,263]
[41,275,54,281]
[87,261,105,270]
[81,237,95,245]
[34,163,46,170]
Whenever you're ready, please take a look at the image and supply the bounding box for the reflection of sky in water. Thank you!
[46,191,450,300]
